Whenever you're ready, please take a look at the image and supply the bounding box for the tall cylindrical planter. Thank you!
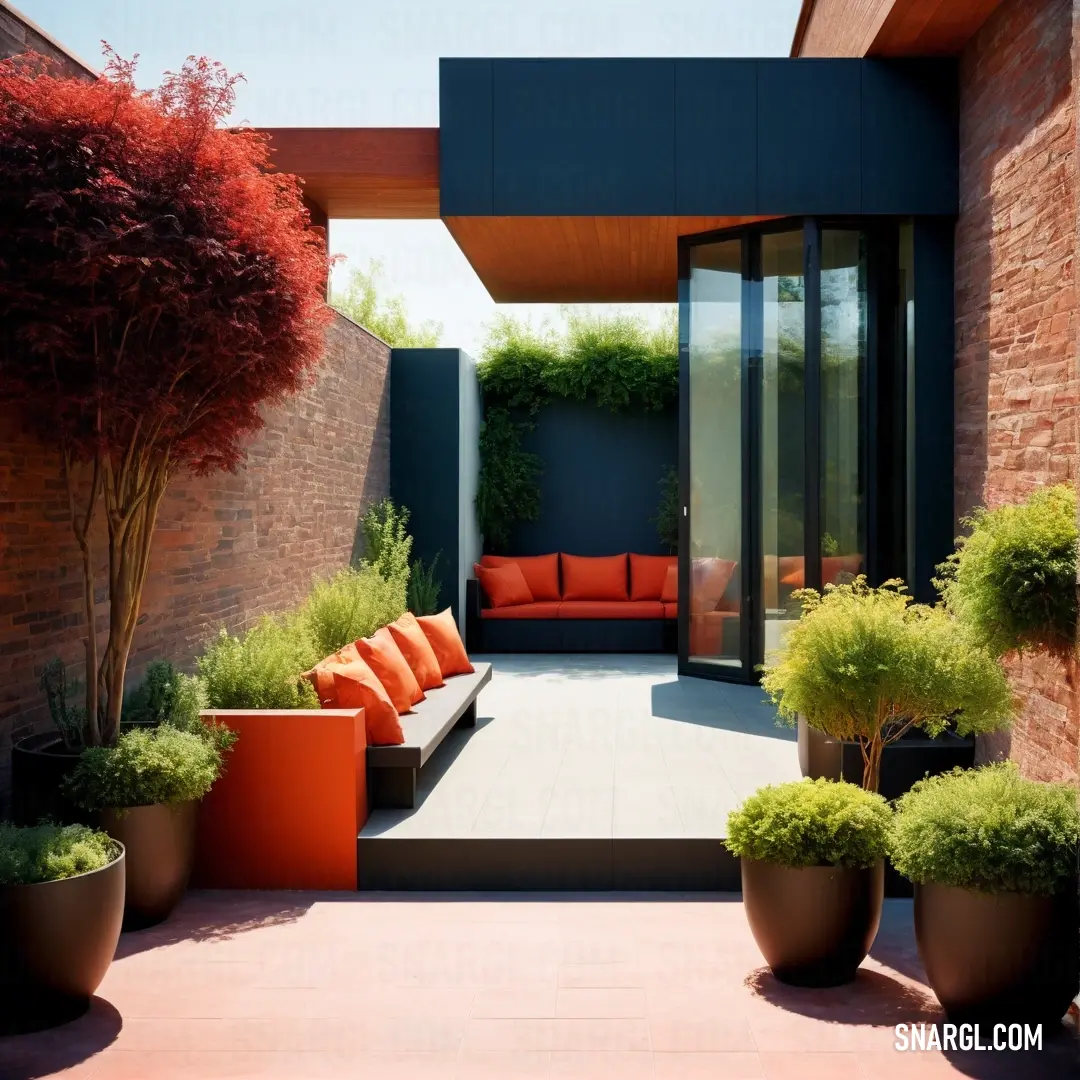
[742,858,885,987]
[915,881,1080,1025]
[11,732,94,827]
[101,801,199,930]
[0,847,125,1033]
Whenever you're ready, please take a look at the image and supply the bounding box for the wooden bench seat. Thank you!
[366,662,492,810]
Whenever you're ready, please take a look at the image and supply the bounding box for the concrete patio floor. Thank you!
[6,890,1078,1080]
[363,654,799,841]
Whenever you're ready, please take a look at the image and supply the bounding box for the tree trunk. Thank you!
[861,735,884,793]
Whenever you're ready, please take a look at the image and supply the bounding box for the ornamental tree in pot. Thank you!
[63,667,236,929]
[0,823,125,1033]
[761,578,1014,793]
[891,764,1080,1026]
[0,48,329,758]
[726,778,892,987]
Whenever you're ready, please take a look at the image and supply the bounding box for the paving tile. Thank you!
[550,1050,656,1079]
[653,1051,765,1079]
[556,988,647,1018]
[648,1016,758,1052]
[551,1017,651,1051]
[461,1018,555,1052]
[558,963,646,989]
[469,989,557,1019]
[760,1050,865,1079]
[454,1050,552,1079]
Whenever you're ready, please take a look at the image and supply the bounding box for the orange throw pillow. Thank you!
[560,553,629,601]
[417,608,475,678]
[630,553,677,601]
[480,553,560,601]
[690,557,737,613]
[302,642,363,707]
[331,666,405,746]
[387,612,445,691]
[661,563,679,603]
[474,562,534,608]
[355,626,425,713]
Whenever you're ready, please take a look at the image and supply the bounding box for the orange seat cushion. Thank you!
[387,612,445,691]
[664,602,678,619]
[779,555,805,588]
[661,564,679,603]
[417,608,475,678]
[629,554,676,601]
[331,666,405,746]
[560,553,628,601]
[780,555,864,588]
[689,610,738,656]
[558,600,664,619]
[481,602,561,620]
[474,562,534,608]
[480,553,560,601]
[690,557,737,612]
[354,626,425,713]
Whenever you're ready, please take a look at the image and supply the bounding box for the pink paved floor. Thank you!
[4,891,1078,1080]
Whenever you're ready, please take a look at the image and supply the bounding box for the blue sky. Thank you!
[19,0,801,354]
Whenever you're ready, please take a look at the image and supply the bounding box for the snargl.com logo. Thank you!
[895,1023,1043,1052]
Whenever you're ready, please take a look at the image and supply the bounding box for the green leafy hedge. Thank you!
[476,407,543,552]
[936,483,1078,659]
[0,823,121,885]
[725,778,892,869]
[891,763,1080,895]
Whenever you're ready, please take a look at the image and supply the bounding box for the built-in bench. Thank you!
[367,662,493,809]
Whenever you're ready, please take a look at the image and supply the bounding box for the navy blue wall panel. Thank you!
[390,349,461,619]
[505,401,677,557]
[861,60,958,216]
[756,60,862,214]
[910,218,955,604]
[492,59,675,215]
[439,59,493,216]
[675,60,758,215]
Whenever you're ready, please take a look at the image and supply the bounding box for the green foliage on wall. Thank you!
[476,406,543,552]
[652,467,679,553]
[331,259,443,348]
[478,308,678,414]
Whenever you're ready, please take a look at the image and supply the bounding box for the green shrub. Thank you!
[936,484,1078,659]
[198,615,319,711]
[299,565,408,658]
[39,657,88,750]
[0,823,121,885]
[64,726,228,811]
[761,578,1014,791]
[725,778,892,869]
[652,467,678,552]
[357,497,413,586]
[408,553,442,617]
[891,763,1080,895]
[476,406,543,551]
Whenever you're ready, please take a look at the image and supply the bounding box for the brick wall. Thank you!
[955,0,1079,782]
[0,1,96,79]
[0,312,390,803]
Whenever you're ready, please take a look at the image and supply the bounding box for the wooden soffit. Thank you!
[260,128,439,218]
[443,216,776,303]
[793,0,1007,57]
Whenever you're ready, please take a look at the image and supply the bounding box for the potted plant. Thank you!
[761,578,1014,793]
[726,778,892,986]
[891,763,1080,1025]
[64,670,236,930]
[0,823,125,1033]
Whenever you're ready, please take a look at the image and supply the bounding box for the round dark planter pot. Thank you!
[101,801,199,931]
[742,858,885,987]
[915,881,1080,1026]
[0,846,125,1034]
[11,732,94,827]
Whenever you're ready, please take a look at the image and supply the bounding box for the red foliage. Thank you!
[0,48,331,473]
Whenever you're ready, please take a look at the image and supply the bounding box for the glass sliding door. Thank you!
[686,239,744,670]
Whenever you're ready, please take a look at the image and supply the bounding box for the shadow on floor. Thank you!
[650,678,795,741]
[114,892,314,957]
[2,997,121,1078]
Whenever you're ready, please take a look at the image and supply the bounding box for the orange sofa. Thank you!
[467,552,678,653]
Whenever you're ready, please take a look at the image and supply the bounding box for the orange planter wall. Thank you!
[192,709,367,890]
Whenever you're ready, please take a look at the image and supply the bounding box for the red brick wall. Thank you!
[0,312,390,802]
[955,0,1079,782]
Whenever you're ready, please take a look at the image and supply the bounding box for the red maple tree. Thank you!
[0,49,331,745]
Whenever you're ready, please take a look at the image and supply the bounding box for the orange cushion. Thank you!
[302,642,363,708]
[354,626,425,713]
[656,561,673,604]
[387,612,444,691]
[417,608,475,678]
[474,562,534,608]
[480,554,560,602]
[779,555,805,588]
[663,602,677,619]
[629,554,677,601]
[689,610,738,656]
[558,601,664,619]
[481,602,561,620]
[824,554,863,584]
[331,666,404,746]
[690,557,737,613]
[560,553,628,601]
